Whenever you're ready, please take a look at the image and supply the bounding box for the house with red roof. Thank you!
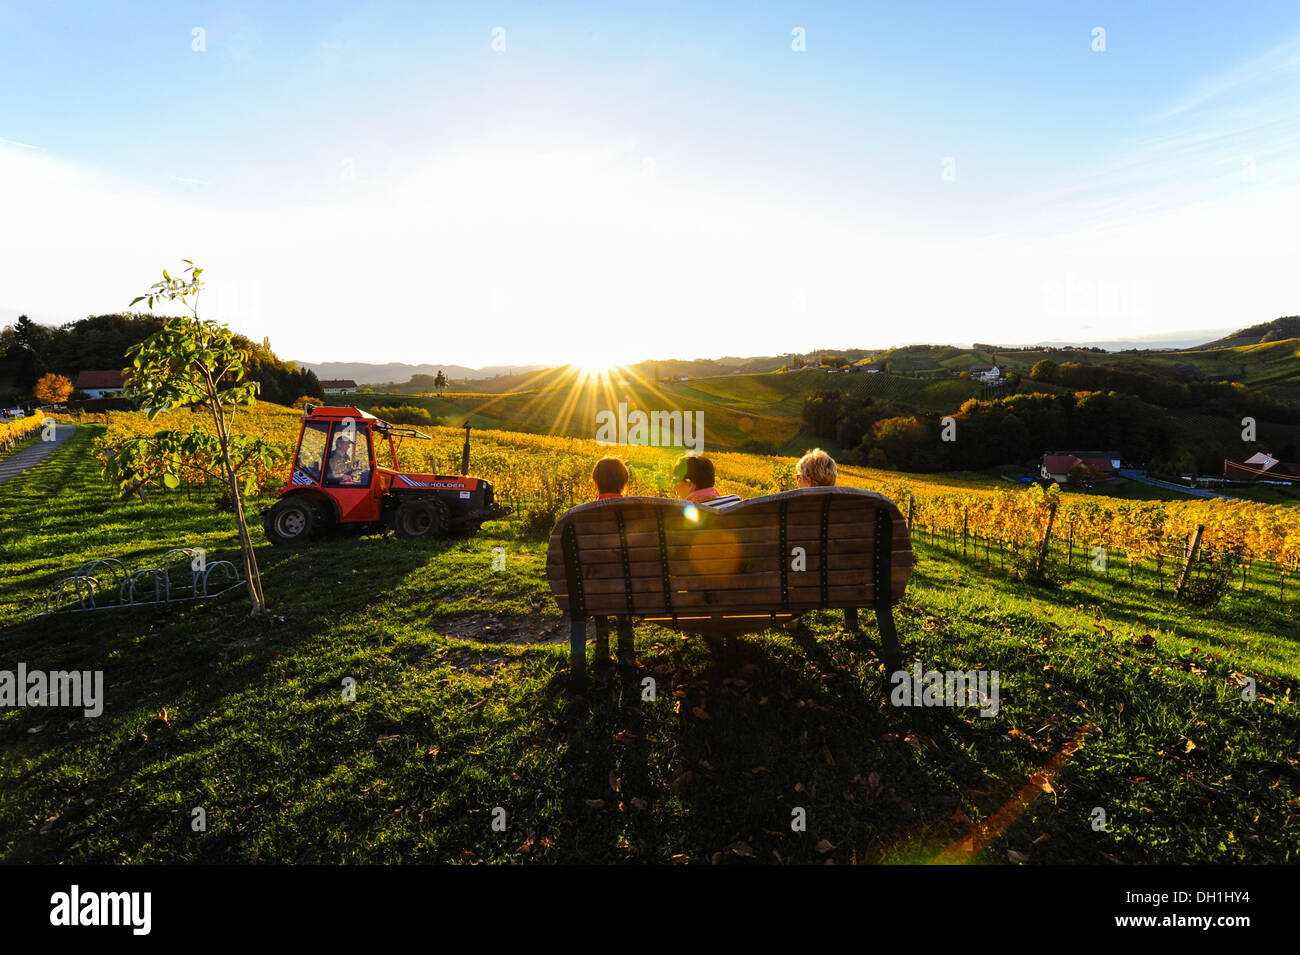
[1041,451,1122,483]
[74,370,125,399]
[1223,452,1300,485]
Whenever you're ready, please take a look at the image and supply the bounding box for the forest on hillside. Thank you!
[0,314,323,406]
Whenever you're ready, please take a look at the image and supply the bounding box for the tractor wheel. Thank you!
[392,496,450,541]
[263,498,323,545]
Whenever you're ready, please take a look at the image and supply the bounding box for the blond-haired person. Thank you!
[796,448,837,487]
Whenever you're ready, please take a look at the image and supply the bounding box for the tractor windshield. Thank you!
[293,420,328,484]
[325,423,373,487]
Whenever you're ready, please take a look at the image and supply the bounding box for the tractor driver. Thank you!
[327,432,367,486]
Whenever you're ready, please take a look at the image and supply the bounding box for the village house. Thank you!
[1041,451,1122,483]
[321,379,358,396]
[74,370,125,399]
[969,364,1003,383]
[1223,452,1300,485]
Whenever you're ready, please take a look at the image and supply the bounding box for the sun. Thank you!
[571,361,616,384]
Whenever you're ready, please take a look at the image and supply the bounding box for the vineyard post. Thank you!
[542,462,553,510]
[1174,524,1205,599]
[1067,521,1074,567]
[1036,500,1058,574]
[906,494,914,531]
[962,507,968,557]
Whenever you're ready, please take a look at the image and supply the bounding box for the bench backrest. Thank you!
[545,487,912,621]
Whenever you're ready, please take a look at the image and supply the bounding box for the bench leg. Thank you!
[569,618,588,695]
[593,616,612,674]
[616,616,635,667]
[876,602,902,676]
[844,607,859,631]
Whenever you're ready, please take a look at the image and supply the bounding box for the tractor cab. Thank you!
[289,406,390,489]
[262,404,508,545]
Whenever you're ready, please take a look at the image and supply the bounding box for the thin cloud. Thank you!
[0,137,39,149]
[168,174,211,186]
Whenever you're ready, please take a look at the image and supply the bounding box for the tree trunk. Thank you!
[210,401,265,614]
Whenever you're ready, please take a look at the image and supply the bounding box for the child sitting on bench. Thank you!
[593,456,629,500]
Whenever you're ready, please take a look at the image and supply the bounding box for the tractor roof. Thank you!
[303,405,379,422]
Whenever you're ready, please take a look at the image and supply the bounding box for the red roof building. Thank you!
[1041,452,1122,482]
[74,370,126,398]
[74,370,124,389]
[1223,452,1300,484]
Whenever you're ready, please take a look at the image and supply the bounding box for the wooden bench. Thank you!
[545,486,913,693]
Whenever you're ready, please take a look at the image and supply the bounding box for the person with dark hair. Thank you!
[593,456,629,499]
[671,453,742,507]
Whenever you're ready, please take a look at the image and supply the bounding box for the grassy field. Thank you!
[1,426,1296,864]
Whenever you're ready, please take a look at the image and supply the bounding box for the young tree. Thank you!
[34,372,73,404]
[116,262,273,614]
[434,370,447,396]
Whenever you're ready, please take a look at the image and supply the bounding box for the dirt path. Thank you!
[0,423,77,485]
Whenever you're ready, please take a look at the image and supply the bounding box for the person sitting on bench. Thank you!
[796,448,837,487]
[672,453,741,507]
[593,456,629,500]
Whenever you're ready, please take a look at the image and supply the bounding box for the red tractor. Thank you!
[261,404,508,545]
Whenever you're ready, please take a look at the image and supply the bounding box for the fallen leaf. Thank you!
[815,839,835,854]
[376,734,399,744]
[1184,739,1197,754]
[671,853,690,864]
[585,799,605,809]
[39,814,60,835]
[630,797,648,811]
[823,744,835,766]
[609,771,621,793]
[728,841,756,858]
[1007,849,1029,864]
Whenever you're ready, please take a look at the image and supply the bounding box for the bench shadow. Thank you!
[552,618,1002,865]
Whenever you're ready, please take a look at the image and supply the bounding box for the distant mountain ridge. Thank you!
[293,361,547,384]
[296,317,1300,389]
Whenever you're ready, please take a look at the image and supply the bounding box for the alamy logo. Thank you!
[595,402,703,453]
[0,664,104,717]
[889,662,1000,717]
[50,885,151,935]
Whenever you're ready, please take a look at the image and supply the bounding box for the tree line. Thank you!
[804,386,1300,476]
[0,313,322,406]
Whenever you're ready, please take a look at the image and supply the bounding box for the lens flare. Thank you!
[682,504,700,522]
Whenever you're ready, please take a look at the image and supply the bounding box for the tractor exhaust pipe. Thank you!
[460,422,471,476]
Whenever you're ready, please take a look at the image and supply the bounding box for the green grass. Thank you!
[1,428,1296,863]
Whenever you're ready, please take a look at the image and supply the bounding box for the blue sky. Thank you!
[3,1,1299,366]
